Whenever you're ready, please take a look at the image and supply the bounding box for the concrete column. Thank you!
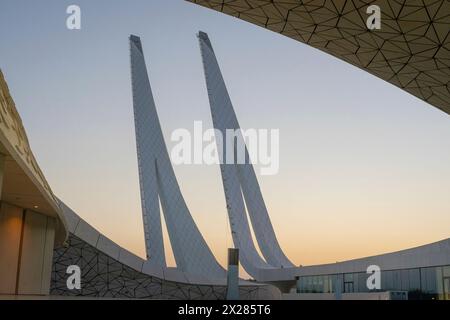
[226,248,239,300]
[0,202,56,295]
[0,203,22,294]
[17,209,56,294]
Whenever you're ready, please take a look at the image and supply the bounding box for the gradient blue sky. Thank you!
[1,0,449,275]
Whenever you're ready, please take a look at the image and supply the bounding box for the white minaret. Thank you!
[130,35,225,278]
[198,31,294,280]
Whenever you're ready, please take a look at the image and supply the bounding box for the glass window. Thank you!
[421,267,437,294]
[344,273,355,293]
[331,274,340,293]
[383,270,393,290]
[401,269,410,291]
[420,268,428,293]
[358,272,369,292]
[392,270,401,290]
[352,273,359,292]
[323,275,329,293]
[443,266,450,278]
[443,277,450,300]
[409,268,420,291]
[436,267,443,296]
[305,276,312,293]
[344,273,353,282]
[313,276,319,293]
[318,276,324,293]
[296,266,450,298]
[298,277,304,292]
[344,282,354,293]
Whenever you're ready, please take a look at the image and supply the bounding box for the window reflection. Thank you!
[297,265,450,300]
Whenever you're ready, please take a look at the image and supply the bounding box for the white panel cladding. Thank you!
[142,260,164,279]
[97,235,121,260]
[130,35,166,266]
[198,31,294,278]
[184,272,217,286]
[129,35,225,279]
[163,267,189,283]
[58,200,80,234]
[118,248,145,272]
[74,219,99,248]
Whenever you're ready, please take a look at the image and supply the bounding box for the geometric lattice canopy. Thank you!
[188,0,450,115]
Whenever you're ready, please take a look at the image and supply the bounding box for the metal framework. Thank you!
[51,234,273,299]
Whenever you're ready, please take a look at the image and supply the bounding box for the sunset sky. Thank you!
[1,0,449,277]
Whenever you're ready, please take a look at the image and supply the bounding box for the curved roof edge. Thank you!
[58,199,263,287]
[59,197,450,286]
[259,237,450,281]
[0,70,68,244]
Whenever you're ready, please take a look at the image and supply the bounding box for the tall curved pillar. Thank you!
[198,32,294,278]
[129,35,225,278]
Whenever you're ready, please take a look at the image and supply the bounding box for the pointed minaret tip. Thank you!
[129,34,143,54]
[198,30,208,38]
[198,31,214,51]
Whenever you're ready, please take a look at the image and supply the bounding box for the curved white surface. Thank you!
[260,238,450,282]
[129,35,225,278]
[198,31,294,278]
[58,200,261,286]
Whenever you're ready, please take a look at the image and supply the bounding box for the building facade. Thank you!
[0,70,68,296]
